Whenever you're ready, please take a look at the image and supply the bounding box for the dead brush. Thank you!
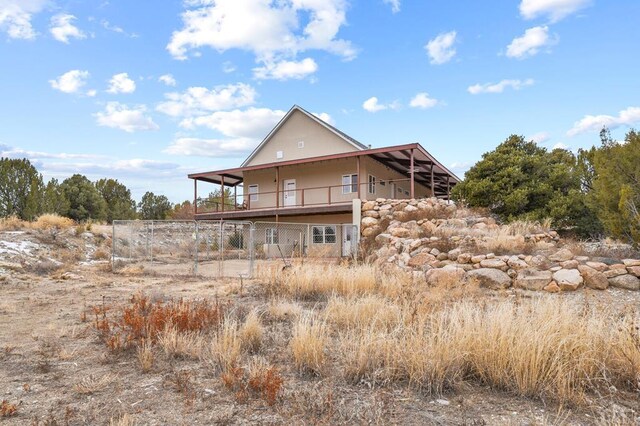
[0,400,19,417]
[157,326,205,359]
[240,309,264,353]
[290,313,329,375]
[164,369,196,405]
[73,373,117,394]
[247,362,284,405]
[137,339,154,372]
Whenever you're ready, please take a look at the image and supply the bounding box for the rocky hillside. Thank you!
[361,198,640,293]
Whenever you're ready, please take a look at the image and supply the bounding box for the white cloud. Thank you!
[468,78,534,94]
[567,107,640,136]
[363,97,386,113]
[0,145,105,160]
[50,13,85,43]
[222,61,236,73]
[94,102,159,133]
[0,0,47,40]
[158,74,177,86]
[180,107,286,139]
[166,0,356,80]
[552,142,568,150]
[156,83,257,118]
[506,26,556,59]
[383,0,401,13]
[425,31,457,65]
[107,72,136,94]
[101,19,138,38]
[253,58,318,81]
[528,131,551,144]
[49,70,92,95]
[409,92,438,109]
[312,112,333,125]
[520,0,591,22]
[164,137,256,157]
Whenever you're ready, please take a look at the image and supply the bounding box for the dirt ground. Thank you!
[1,261,639,426]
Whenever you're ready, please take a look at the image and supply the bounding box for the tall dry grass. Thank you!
[290,313,329,375]
[0,214,75,231]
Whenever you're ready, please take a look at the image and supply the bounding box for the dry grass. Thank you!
[0,400,18,417]
[267,299,302,321]
[157,327,205,359]
[109,413,136,426]
[32,214,75,231]
[290,313,329,375]
[137,340,154,372]
[206,319,242,374]
[324,295,401,330]
[73,373,117,394]
[240,309,264,352]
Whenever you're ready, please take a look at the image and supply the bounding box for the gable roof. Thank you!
[240,104,367,167]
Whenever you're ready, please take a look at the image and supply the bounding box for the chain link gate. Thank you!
[112,220,357,278]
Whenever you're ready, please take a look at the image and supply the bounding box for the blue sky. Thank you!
[1,0,639,202]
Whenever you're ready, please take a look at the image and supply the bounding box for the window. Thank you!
[298,141,304,148]
[342,174,358,194]
[265,228,279,245]
[276,150,284,159]
[248,184,259,202]
[379,180,386,186]
[405,189,410,196]
[397,187,403,194]
[368,175,376,194]
[312,226,337,244]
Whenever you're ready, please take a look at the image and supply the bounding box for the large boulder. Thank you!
[553,269,583,291]
[479,259,508,271]
[608,274,640,291]
[361,217,379,228]
[375,233,392,244]
[627,266,640,277]
[549,248,574,262]
[585,261,608,272]
[514,269,553,291]
[507,256,529,270]
[425,267,465,287]
[466,268,512,290]
[577,265,609,290]
[390,227,410,238]
[407,252,436,268]
[623,259,640,267]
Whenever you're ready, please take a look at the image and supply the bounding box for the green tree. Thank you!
[95,178,136,222]
[60,174,107,221]
[589,129,640,244]
[138,191,173,220]
[41,178,70,215]
[451,135,601,236]
[0,157,44,220]
[170,200,194,219]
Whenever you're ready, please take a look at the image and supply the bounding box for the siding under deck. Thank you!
[194,203,353,221]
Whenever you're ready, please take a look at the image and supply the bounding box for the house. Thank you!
[188,105,460,256]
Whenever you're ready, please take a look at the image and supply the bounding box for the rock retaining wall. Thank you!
[361,197,640,292]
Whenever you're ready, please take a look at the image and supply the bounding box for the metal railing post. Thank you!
[249,223,255,278]
[150,221,154,264]
[129,222,133,261]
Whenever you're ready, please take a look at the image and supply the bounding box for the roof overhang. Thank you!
[189,143,460,193]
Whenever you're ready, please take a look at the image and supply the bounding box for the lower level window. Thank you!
[266,228,279,244]
[312,225,336,244]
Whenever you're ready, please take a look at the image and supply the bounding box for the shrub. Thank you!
[32,214,75,231]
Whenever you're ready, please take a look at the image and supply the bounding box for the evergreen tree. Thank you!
[0,157,44,220]
[95,178,137,222]
[138,191,173,220]
[60,174,107,221]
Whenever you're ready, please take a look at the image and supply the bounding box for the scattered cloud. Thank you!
[567,107,640,136]
[409,92,438,109]
[383,0,401,14]
[425,31,457,65]
[552,142,568,149]
[448,161,473,176]
[468,78,534,94]
[164,137,256,157]
[312,112,333,125]
[50,13,85,43]
[0,145,105,160]
[158,74,177,86]
[94,102,159,132]
[180,107,286,140]
[156,83,257,118]
[107,72,136,94]
[520,0,591,22]
[506,26,556,59]
[222,61,236,73]
[528,131,551,144]
[166,0,356,81]
[101,19,138,38]
[49,70,93,95]
[0,0,47,40]
[362,97,400,113]
[253,58,318,81]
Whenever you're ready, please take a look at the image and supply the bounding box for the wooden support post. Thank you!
[447,176,450,201]
[328,186,332,205]
[356,155,361,199]
[221,175,225,212]
[234,185,237,210]
[301,189,305,207]
[193,179,198,214]
[430,164,435,197]
[410,149,415,199]
[275,167,280,209]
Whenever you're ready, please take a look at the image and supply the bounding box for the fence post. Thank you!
[129,222,133,261]
[150,221,154,264]
[249,223,255,278]
[218,220,223,278]
[194,221,199,276]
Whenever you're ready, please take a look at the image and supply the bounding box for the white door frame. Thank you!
[283,179,296,207]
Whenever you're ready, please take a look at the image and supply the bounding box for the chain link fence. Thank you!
[112,220,357,278]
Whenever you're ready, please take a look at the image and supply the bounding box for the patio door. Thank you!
[342,224,353,256]
[283,179,296,207]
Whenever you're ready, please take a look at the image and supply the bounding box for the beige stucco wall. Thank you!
[359,157,432,200]
[245,110,361,166]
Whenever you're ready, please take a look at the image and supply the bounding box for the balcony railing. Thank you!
[195,178,414,214]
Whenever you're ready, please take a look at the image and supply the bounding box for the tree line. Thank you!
[0,158,194,222]
[452,128,640,245]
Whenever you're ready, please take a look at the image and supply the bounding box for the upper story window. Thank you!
[342,174,358,194]
[276,150,284,159]
[368,175,376,194]
[248,184,259,202]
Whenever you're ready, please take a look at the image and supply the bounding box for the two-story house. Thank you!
[188,104,459,232]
